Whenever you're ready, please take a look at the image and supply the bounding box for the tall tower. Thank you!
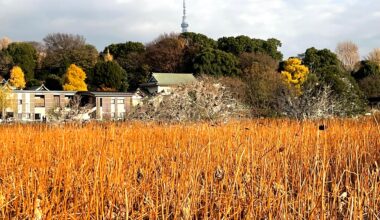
[181,0,189,33]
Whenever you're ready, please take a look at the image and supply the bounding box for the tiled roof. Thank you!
[77,91,134,97]
[26,84,50,91]
[12,90,76,94]
[147,73,196,85]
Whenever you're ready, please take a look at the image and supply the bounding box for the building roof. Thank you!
[77,91,135,97]
[142,73,196,86]
[26,84,50,91]
[12,90,76,95]
[10,89,134,97]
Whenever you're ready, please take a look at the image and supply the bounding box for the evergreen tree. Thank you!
[91,61,128,92]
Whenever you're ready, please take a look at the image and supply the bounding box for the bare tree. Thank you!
[47,95,95,122]
[336,41,360,72]
[0,37,12,51]
[277,84,345,120]
[43,33,86,51]
[42,33,98,74]
[129,76,248,122]
[366,48,380,65]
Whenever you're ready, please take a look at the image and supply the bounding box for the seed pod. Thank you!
[136,168,144,184]
[278,146,285,153]
[319,124,326,131]
[214,166,224,182]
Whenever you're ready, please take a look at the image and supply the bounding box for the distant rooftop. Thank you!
[144,73,196,86]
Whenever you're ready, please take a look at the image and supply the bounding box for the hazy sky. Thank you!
[0,0,379,58]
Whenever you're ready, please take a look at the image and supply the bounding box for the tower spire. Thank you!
[181,0,189,33]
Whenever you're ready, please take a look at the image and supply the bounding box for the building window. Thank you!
[54,95,60,107]
[117,99,124,104]
[35,114,41,120]
[25,113,31,119]
[18,100,22,105]
[111,99,115,104]
[35,95,45,107]
[99,98,103,107]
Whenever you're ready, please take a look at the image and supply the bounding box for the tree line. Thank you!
[0,33,283,91]
[0,33,379,117]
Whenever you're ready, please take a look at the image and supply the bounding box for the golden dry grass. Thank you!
[0,118,379,219]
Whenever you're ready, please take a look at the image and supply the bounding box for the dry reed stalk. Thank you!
[0,119,378,219]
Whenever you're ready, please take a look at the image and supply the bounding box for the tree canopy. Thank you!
[0,37,11,51]
[42,33,98,76]
[91,61,128,92]
[0,86,12,119]
[9,66,26,89]
[353,60,380,80]
[5,42,38,81]
[45,74,62,91]
[0,51,13,78]
[335,41,360,72]
[103,41,145,61]
[281,58,309,93]
[217,36,283,60]
[63,64,88,91]
[180,32,217,49]
[103,41,147,91]
[302,47,366,115]
[0,32,377,117]
[145,34,186,73]
[240,53,284,116]
[366,48,380,66]
[354,60,380,98]
[302,47,340,72]
[193,48,241,76]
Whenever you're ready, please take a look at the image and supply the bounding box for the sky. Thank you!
[0,0,379,58]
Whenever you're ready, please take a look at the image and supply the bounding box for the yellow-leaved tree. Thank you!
[9,66,26,89]
[63,64,88,91]
[281,58,309,93]
[0,86,12,120]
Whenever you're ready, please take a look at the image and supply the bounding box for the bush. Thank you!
[239,52,284,116]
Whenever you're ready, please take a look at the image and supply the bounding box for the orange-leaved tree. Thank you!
[281,58,309,93]
[9,66,26,89]
[63,64,88,91]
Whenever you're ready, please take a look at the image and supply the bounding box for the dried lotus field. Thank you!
[0,118,379,219]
